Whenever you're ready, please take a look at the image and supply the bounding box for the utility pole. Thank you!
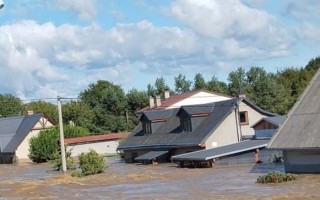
[57,96,67,173]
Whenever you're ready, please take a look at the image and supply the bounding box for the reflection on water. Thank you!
[1,158,320,199]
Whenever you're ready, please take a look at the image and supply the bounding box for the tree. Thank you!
[193,73,206,90]
[154,77,170,97]
[24,101,58,123]
[174,73,192,93]
[227,67,247,96]
[206,76,228,94]
[62,101,95,131]
[0,94,23,117]
[126,88,149,114]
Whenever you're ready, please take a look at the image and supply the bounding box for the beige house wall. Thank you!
[204,110,239,149]
[15,116,54,161]
[238,101,269,137]
[67,140,119,157]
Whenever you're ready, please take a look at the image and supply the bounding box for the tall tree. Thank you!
[154,77,170,97]
[174,73,192,93]
[193,73,206,90]
[24,101,58,123]
[0,94,23,117]
[126,88,149,114]
[206,76,228,94]
[227,67,247,96]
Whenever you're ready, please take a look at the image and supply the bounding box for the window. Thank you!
[180,117,192,132]
[142,122,152,134]
[239,111,249,125]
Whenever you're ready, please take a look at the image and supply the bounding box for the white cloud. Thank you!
[53,0,97,21]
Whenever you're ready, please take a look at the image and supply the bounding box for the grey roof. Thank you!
[141,109,175,121]
[134,151,168,161]
[268,69,320,149]
[118,99,238,150]
[0,114,42,152]
[251,116,286,128]
[242,99,278,117]
[171,139,269,161]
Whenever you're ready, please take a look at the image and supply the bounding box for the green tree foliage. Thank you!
[78,150,106,175]
[62,101,95,131]
[193,73,206,90]
[126,88,149,114]
[29,128,59,163]
[227,67,247,96]
[174,73,192,93]
[154,77,170,97]
[0,94,23,117]
[63,125,90,138]
[24,101,58,123]
[206,76,228,94]
[305,56,320,73]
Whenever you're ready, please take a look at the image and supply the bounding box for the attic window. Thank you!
[239,111,249,125]
[142,122,152,134]
[180,117,192,132]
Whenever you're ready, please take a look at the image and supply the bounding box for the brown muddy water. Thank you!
[1,158,320,200]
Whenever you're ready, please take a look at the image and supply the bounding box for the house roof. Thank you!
[137,90,232,113]
[171,139,269,161]
[251,116,286,128]
[118,99,238,150]
[64,133,123,145]
[242,98,277,117]
[268,69,320,149]
[0,114,43,152]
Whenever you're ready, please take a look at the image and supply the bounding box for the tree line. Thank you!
[0,57,319,134]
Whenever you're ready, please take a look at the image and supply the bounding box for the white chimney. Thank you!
[149,96,155,109]
[27,110,34,115]
[156,95,161,107]
[238,93,246,99]
[164,90,170,99]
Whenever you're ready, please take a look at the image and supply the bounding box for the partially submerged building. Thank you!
[268,69,320,173]
[0,113,54,163]
[118,91,277,164]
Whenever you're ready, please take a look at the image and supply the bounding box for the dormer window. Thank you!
[180,117,192,132]
[142,122,152,134]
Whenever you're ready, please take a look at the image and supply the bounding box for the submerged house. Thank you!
[0,113,54,163]
[118,94,276,163]
[251,116,286,139]
[268,69,320,173]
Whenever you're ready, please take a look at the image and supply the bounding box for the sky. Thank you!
[0,0,319,101]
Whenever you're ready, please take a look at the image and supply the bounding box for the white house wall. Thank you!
[238,101,268,137]
[204,110,239,149]
[67,140,119,157]
[168,91,231,109]
[15,117,54,161]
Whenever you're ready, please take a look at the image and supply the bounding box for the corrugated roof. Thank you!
[118,99,238,150]
[171,139,269,161]
[268,69,320,149]
[0,114,42,152]
[64,133,123,145]
[134,151,168,161]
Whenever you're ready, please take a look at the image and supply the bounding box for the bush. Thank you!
[51,151,76,171]
[272,152,283,163]
[29,128,59,163]
[78,150,106,175]
[257,171,297,184]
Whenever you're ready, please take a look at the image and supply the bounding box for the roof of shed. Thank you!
[171,139,269,161]
[118,99,238,150]
[251,116,286,128]
[268,69,320,149]
[0,114,42,152]
[64,133,123,145]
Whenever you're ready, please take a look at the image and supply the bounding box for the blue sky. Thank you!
[0,0,319,100]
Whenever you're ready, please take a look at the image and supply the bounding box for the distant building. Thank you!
[0,113,54,163]
[268,69,320,173]
[251,116,286,139]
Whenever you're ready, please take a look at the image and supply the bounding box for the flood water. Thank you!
[1,158,320,199]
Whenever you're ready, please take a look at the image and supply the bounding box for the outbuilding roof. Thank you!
[64,133,123,145]
[251,116,286,128]
[0,114,43,152]
[268,69,320,149]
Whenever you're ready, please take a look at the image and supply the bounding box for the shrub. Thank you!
[272,152,283,163]
[28,128,59,163]
[257,171,297,184]
[51,151,76,171]
[71,171,83,178]
[78,150,106,175]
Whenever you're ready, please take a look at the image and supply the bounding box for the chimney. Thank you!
[27,110,34,115]
[164,90,170,99]
[149,96,155,109]
[155,95,161,107]
[237,93,246,99]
